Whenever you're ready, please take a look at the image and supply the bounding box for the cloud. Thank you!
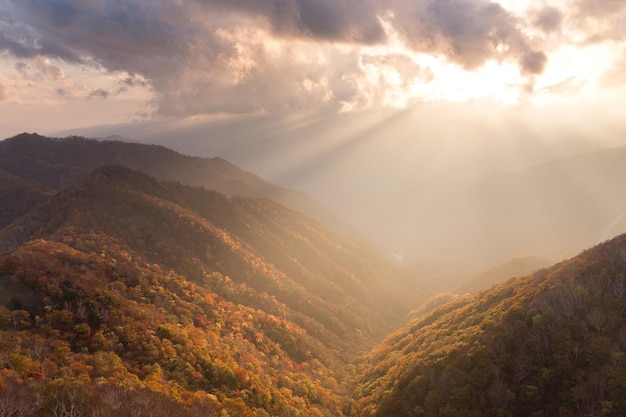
[0,2,81,62]
[576,0,626,18]
[531,6,563,33]
[520,51,547,75]
[572,0,626,42]
[116,75,149,94]
[0,0,621,118]
[389,0,547,74]
[88,88,109,99]
[2,0,190,74]
[153,32,366,115]
[14,58,64,82]
[600,49,626,88]
[199,0,387,44]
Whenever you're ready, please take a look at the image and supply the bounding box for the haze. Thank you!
[2,0,626,283]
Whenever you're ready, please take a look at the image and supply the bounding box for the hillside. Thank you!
[353,233,626,417]
[454,254,555,294]
[0,170,54,229]
[0,165,414,416]
[0,133,354,237]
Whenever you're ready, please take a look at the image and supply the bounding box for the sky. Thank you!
[1,0,626,139]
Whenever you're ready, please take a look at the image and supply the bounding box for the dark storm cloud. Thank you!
[0,26,80,62]
[201,0,387,43]
[1,0,190,73]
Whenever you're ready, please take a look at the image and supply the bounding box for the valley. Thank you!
[3,1,626,415]
[0,134,625,417]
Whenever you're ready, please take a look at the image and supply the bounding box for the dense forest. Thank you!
[0,133,355,236]
[2,134,626,417]
[354,234,626,417]
[0,146,415,416]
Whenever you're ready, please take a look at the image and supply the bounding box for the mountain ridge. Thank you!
[0,132,359,240]
[0,164,413,347]
[0,163,416,416]
[354,233,626,417]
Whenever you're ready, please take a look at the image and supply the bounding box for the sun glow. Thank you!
[532,42,625,104]
[359,18,528,106]
[411,59,524,104]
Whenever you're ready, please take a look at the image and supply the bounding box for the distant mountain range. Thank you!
[390,145,626,274]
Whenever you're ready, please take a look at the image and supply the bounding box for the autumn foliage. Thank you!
[3,135,626,417]
[0,164,412,416]
[354,235,626,417]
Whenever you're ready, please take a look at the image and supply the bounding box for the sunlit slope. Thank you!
[0,239,353,417]
[354,233,626,417]
[0,165,417,416]
[1,165,413,349]
[0,133,352,236]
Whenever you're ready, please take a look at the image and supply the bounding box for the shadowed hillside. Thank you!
[354,233,626,417]
[0,170,54,229]
[0,133,355,237]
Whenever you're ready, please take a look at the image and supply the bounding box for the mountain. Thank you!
[8,131,626,417]
[353,233,626,417]
[0,170,54,229]
[394,146,626,271]
[454,254,555,294]
[0,132,355,238]
[62,110,626,276]
[0,165,416,416]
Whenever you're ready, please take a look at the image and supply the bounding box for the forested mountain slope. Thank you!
[0,170,53,229]
[354,233,626,417]
[0,165,414,417]
[0,133,352,236]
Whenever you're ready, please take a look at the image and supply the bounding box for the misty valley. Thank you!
[1,133,626,417]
